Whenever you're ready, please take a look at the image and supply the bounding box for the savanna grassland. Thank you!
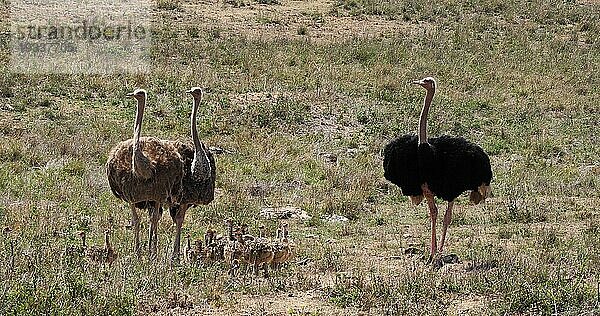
[1,0,600,314]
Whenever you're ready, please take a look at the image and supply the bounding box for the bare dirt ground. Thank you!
[161,0,418,42]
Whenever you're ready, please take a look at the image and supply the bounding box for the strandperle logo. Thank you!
[15,22,148,41]
[10,0,151,74]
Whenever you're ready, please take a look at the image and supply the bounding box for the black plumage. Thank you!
[384,134,492,202]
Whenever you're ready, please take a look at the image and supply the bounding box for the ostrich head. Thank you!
[186,87,203,99]
[412,77,436,91]
[126,89,147,100]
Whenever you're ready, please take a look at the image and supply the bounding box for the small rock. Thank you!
[45,158,68,170]
[209,146,234,155]
[321,214,349,223]
[319,152,338,164]
[404,247,424,255]
[433,253,460,269]
[346,148,359,156]
[441,253,460,264]
[0,104,14,111]
[465,260,498,272]
[296,258,311,265]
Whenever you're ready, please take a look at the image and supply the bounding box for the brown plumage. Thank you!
[270,223,293,270]
[224,229,249,276]
[203,228,223,261]
[106,89,184,255]
[168,87,217,262]
[246,225,274,276]
[80,230,117,265]
[184,234,203,263]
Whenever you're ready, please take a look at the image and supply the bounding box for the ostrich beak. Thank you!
[411,80,423,85]
[185,89,193,94]
[126,92,135,97]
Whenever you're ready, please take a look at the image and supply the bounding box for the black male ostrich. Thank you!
[383,77,492,259]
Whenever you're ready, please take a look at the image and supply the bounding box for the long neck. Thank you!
[191,95,212,177]
[191,95,201,151]
[131,95,155,179]
[418,87,435,144]
[104,233,110,250]
[81,234,86,248]
[133,96,146,151]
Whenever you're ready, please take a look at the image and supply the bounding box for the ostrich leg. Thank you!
[131,204,141,254]
[148,202,161,256]
[439,201,454,252]
[171,204,189,262]
[422,184,438,259]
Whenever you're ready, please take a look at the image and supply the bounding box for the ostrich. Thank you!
[184,234,203,263]
[270,223,293,270]
[225,228,249,276]
[167,87,216,261]
[204,228,225,261]
[246,225,274,276]
[79,230,117,264]
[383,77,492,260]
[106,89,184,255]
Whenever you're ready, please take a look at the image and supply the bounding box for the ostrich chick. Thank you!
[184,234,204,263]
[270,223,293,270]
[224,229,249,276]
[246,225,274,276]
[81,230,117,265]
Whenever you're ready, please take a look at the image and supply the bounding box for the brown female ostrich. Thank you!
[383,77,492,260]
[167,87,216,261]
[106,89,184,255]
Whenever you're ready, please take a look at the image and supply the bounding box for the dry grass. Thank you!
[1,0,600,315]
